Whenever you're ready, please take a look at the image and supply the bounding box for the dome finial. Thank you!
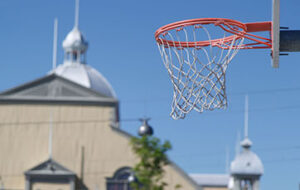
[74,0,80,29]
[242,95,252,149]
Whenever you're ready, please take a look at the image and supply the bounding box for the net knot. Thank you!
[194,25,203,29]
[176,27,184,32]
[162,32,168,37]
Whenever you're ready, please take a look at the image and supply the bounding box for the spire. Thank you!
[52,18,58,70]
[74,0,79,29]
[241,95,252,149]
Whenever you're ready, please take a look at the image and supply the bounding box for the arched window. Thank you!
[106,167,133,190]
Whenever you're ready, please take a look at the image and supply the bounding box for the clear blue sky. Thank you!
[1,0,300,189]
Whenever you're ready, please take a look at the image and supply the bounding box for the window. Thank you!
[240,179,253,190]
[106,167,133,190]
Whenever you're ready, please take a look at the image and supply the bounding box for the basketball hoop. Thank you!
[155,18,272,119]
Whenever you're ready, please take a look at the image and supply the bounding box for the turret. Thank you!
[229,96,263,190]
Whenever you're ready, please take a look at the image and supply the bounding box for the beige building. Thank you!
[0,93,199,190]
[0,2,200,190]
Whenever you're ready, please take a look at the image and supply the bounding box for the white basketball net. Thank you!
[157,24,244,119]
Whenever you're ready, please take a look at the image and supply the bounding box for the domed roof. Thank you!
[52,1,115,99]
[230,139,263,176]
[51,63,116,98]
[62,27,88,52]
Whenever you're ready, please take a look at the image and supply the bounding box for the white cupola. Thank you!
[62,0,88,65]
[51,0,116,98]
[229,96,263,190]
[63,27,88,56]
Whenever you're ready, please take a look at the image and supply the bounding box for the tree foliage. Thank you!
[130,135,172,190]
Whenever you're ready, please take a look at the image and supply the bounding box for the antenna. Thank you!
[244,95,249,138]
[52,18,58,70]
[48,112,53,159]
[74,0,80,28]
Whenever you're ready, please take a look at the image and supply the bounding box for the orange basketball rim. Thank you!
[155,18,273,50]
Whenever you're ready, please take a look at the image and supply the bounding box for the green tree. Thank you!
[130,135,172,190]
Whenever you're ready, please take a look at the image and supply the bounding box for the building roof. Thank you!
[50,63,116,98]
[55,14,116,98]
[0,74,118,106]
[25,158,76,177]
[189,174,229,187]
[230,145,264,176]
